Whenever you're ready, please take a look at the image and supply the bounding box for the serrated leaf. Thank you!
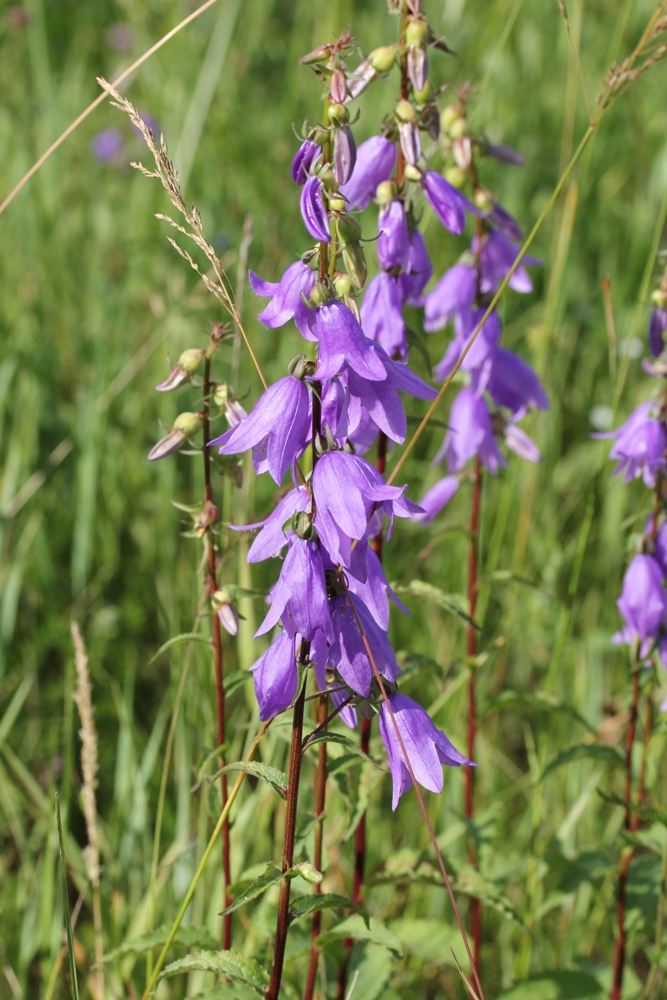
[220,863,284,916]
[316,915,403,958]
[496,970,604,999]
[149,632,212,664]
[102,924,218,962]
[484,690,595,733]
[391,580,480,630]
[157,950,269,990]
[209,761,288,798]
[289,893,368,926]
[303,731,381,767]
[540,743,624,782]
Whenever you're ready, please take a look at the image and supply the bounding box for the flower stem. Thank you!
[303,687,328,1000]
[466,456,482,972]
[202,351,231,947]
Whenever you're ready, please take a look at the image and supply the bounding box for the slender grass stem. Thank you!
[303,687,328,1000]
[466,457,482,972]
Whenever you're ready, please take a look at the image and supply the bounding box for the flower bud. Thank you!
[448,116,468,140]
[368,45,397,73]
[342,243,367,290]
[333,124,357,185]
[473,188,493,213]
[444,165,467,189]
[294,861,323,885]
[441,104,461,129]
[178,348,205,373]
[406,18,429,47]
[395,99,417,123]
[413,80,434,106]
[310,282,330,307]
[333,272,352,297]
[147,412,201,462]
[328,195,346,212]
[217,603,240,636]
[330,69,347,105]
[403,164,423,183]
[375,180,398,207]
[328,102,349,124]
[174,411,202,436]
[288,353,317,379]
[336,213,362,243]
[156,366,191,392]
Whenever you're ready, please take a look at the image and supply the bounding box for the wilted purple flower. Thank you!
[487,347,548,418]
[360,272,406,360]
[423,263,477,332]
[435,388,505,474]
[475,230,539,295]
[400,229,433,304]
[407,45,427,92]
[615,554,667,643]
[433,309,502,389]
[249,262,317,341]
[210,376,310,485]
[378,200,410,271]
[328,595,399,696]
[379,694,472,810]
[423,171,479,236]
[301,176,331,243]
[484,142,525,166]
[315,301,388,381]
[292,140,320,184]
[256,538,333,641]
[230,486,310,563]
[347,60,377,101]
[250,630,298,721]
[92,128,124,164]
[333,125,357,185]
[398,120,421,167]
[649,307,667,357]
[413,476,460,523]
[594,401,667,487]
[339,135,397,211]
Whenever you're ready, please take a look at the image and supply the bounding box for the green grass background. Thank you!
[1,0,667,996]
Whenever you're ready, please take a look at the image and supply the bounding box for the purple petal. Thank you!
[315,301,388,381]
[413,476,460,523]
[378,200,410,271]
[649,308,667,357]
[339,136,397,211]
[301,176,331,243]
[292,140,320,185]
[333,125,357,186]
[360,272,407,360]
[250,631,298,721]
[423,263,477,333]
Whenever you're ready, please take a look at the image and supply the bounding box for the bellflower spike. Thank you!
[292,140,320,184]
[615,554,667,643]
[360,273,406,360]
[210,376,310,485]
[315,300,388,381]
[435,388,505,474]
[649,307,667,357]
[423,262,477,332]
[256,538,333,641]
[594,401,667,487]
[379,694,473,810]
[250,630,298,721]
[249,262,317,341]
[378,199,410,271]
[413,476,460,523]
[339,135,397,211]
[329,595,399,696]
[487,347,548,418]
[423,171,480,236]
[301,176,331,243]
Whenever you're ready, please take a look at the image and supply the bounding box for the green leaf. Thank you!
[149,632,212,664]
[302,730,381,767]
[555,851,611,894]
[597,789,667,827]
[102,924,218,962]
[316,915,403,958]
[220,862,284,916]
[55,793,79,1000]
[289,893,368,927]
[389,918,462,965]
[484,689,596,733]
[347,944,393,1000]
[540,743,624,782]
[391,580,480,630]
[157,950,269,990]
[190,986,264,1000]
[496,970,604,999]
[209,761,288,798]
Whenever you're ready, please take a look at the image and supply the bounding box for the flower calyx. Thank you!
[155,348,205,392]
[147,412,202,461]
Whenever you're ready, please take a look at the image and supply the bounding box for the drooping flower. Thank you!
[379,693,472,810]
[339,135,397,211]
[594,401,667,487]
[487,347,548,418]
[301,176,331,243]
[400,228,433,305]
[250,630,298,721]
[413,476,460,523]
[378,199,410,271]
[292,140,320,184]
[249,262,317,341]
[256,538,333,641]
[235,487,311,564]
[434,388,505,474]
[615,554,667,643]
[210,376,311,485]
[475,230,539,295]
[423,262,477,332]
[315,300,388,381]
[433,308,502,389]
[346,544,409,630]
[328,595,399,696]
[360,272,406,360]
[422,171,479,236]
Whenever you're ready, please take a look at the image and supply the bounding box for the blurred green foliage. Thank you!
[1,0,667,997]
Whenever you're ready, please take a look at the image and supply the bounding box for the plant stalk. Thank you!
[303,688,328,1000]
[466,456,482,972]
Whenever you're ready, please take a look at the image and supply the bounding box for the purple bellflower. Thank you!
[328,595,399,696]
[339,135,397,211]
[360,272,406,360]
[315,300,388,381]
[379,694,473,810]
[249,262,317,341]
[250,630,298,721]
[342,349,438,444]
[487,347,548,418]
[292,140,320,184]
[423,171,480,236]
[256,538,333,641]
[423,262,477,332]
[614,553,667,644]
[210,376,310,485]
[301,176,331,243]
[378,200,410,271]
[346,544,409,630]
[594,401,667,487]
[92,128,124,164]
[413,475,460,523]
[435,387,505,474]
[400,229,433,305]
[649,307,667,357]
[234,487,311,563]
[475,230,539,295]
[433,308,502,389]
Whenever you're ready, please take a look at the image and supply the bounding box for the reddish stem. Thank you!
[202,354,231,948]
[610,668,641,1000]
[303,690,328,1000]
[466,457,482,973]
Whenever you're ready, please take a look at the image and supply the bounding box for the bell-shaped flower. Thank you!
[474,230,539,295]
[422,171,479,237]
[400,229,433,305]
[210,376,310,485]
[423,262,477,332]
[230,486,310,563]
[413,475,460,524]
[360,272,406,360]
[292,140,320,184]
[433,309,502,391]
[615,554,667,643]
[435,387,505,474]
[249,262,317,341]
[346,544,409,630]
[649,307,667,357]
[256,538,333,641]
[488,202,523,242]
[250,630,298,721]
[339,135,397,211]
[378,200,410,271]
[500,418,542,463]
[379,693,473,810]
[328,595,399,696]
[487,347,548,418]
[301,176,331,243]
[594,401,667,487]
[315,300,388,381]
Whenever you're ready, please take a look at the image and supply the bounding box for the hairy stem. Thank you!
[466,457,482,972]
[203,353,232,947]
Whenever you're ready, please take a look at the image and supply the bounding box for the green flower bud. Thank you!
[328,102,349,124]
[212,383,230,407]
[444,165,467,189]
[176,348,204,373]
[413,80,434,106]
[368,45,397,73]
[448,116,469,140]
[342,243,367,291]
[328,196,346,212]
[333,273,353,297]
[375,180,398,207]
[441,104,462,129]
[403,164,423,183]
[651,289,667,308]
[336,213,362,243]
[473,188,493,213]
[174,412,202,436]
[406,18,429,47]
[395,99,417,124]
[294,861,324,885]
